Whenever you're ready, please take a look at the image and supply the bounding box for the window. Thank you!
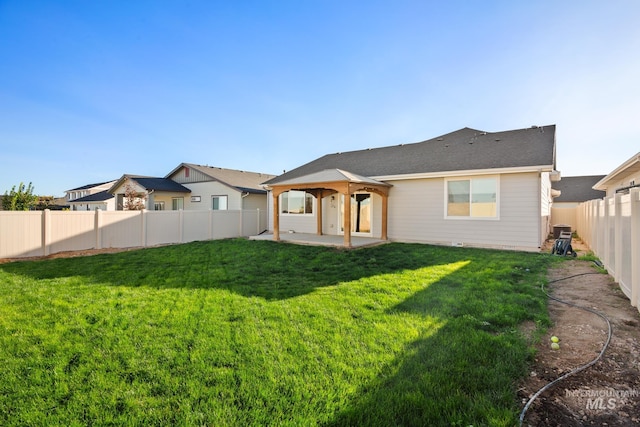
[172,198,184,210]
[446,177,497,218]
[281,191,314,214]
[154,201,165,211]
[212,195,228,210]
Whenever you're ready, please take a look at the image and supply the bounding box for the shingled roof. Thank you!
[108,175,191,194]
[167,163,276,194]
[69,190,114,202]
[553,175,606,202]
[264,125,556,185]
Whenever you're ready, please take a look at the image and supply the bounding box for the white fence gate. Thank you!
[0,209,266,259]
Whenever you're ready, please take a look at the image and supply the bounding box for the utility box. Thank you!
[553,224,571,239]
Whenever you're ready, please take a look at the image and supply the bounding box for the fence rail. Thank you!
[0,209,267,259]
[575,188,640,312]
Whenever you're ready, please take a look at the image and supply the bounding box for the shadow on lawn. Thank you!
[0,239,487,300]
[323,258,549,427]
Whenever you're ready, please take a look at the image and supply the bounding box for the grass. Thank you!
[0,239,553,426]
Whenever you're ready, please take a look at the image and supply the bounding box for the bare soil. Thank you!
[519,239,640,426]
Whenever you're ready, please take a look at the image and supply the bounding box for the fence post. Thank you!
[631,188,640,309]
[208,210,213,240]
[42,209,51,256]
[95,209,103,249]
[602,198,610,271]
[179,209,184,243]
[614,193,623,284]
[141,210,147,247]
[596,199,604,255]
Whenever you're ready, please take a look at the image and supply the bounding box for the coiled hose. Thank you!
[519,270,613,426]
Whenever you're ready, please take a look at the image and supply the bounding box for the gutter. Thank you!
[374,165,557,181]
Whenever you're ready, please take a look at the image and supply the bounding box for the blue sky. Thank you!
[1,1,639,196]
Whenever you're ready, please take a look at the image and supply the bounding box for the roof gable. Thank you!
[271,168,391,187]
[108,175,190,194]
[167,163,276,193]
[264,125,556,185]
[593,152,640,191]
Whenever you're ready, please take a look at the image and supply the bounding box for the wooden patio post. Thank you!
[381,193,388,240]
[316,192,323,235]
[343,191,352,247]
[272,190,280,241]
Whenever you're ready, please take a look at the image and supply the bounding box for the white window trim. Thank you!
[279,191,315,216]
[212,195,228,210]
[444,175,500,220]
[172,197,184,210]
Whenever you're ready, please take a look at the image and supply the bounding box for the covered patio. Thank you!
[264,169,391,248]
[249,232,389,248]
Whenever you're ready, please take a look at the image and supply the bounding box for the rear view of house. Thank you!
[263,125,559,251]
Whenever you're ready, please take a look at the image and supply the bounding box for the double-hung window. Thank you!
[172,198,183,210]
[212,195,228,210]
[446,177,498,218]
[281,190,314,214]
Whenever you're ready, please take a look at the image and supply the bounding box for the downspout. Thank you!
[241,191,249,209]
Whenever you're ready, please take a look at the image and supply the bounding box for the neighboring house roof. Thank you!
[68,190,114,203]
[263,125,556,185]
[66,181,116,192]
[108,175,191,194]
[552,176,606,202]
[166,163,277,194]
[593,152,640,192]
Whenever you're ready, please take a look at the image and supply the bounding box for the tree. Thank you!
[1,182,38,211]
[123,183,147,210]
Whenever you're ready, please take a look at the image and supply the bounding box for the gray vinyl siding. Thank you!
[270,173,543,250]
[172,167,211,184]
[242,193,268,212]
[387,172,542,251]
[180,182,242,211]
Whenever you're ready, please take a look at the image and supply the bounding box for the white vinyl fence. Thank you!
[575,188,640,312]
[0,209,267,259]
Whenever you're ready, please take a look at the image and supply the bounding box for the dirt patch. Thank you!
[0,247,144,264]
[519,239,640,426]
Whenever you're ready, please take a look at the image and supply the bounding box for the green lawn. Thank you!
[0,239,553,426]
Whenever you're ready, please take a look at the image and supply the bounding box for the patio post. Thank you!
[272,190,280,241]
[344,191,352,247]
[381,193,388,240]
[316,192,323,235]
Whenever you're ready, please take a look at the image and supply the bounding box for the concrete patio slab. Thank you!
[249,233,388,248]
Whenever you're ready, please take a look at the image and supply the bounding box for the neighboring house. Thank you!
[552,175,606,208]
[549,175,606,233]
[68,190,115,211]
[66,180,117,210]
[108,164,277,212]
[593,152,640,197]
[262,125,559,251]
[165,163,276,212]
[109,175,191,210]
